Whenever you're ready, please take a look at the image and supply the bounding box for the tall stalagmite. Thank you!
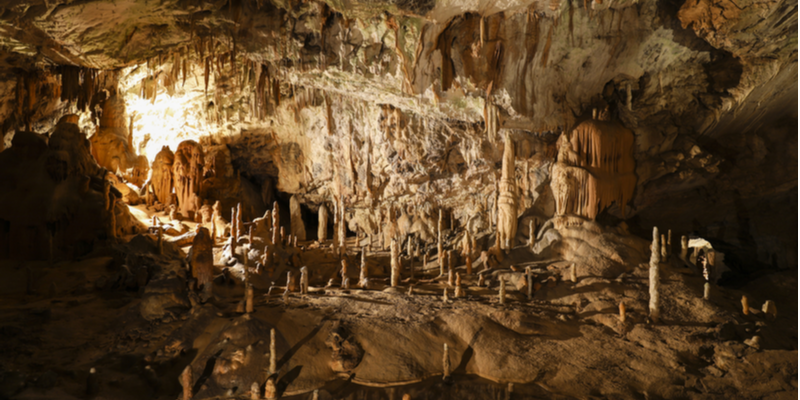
[289,195,307,241]
[318,203,329,242]
[497,133,518,251]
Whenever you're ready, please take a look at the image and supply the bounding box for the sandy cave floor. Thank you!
[0,205,796,400]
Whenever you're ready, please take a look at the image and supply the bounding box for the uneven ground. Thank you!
[0,205,796,400]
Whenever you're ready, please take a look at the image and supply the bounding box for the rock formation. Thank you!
[497,133,518,251]
[173,140,205,220]
[289,195,307,241]
[551,120,636,220]
[318,203,328,242]
[151,146,175,207]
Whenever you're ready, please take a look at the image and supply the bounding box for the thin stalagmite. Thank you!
[300,266,308,294]
[742,295,749,315]
[360,248,368,287]
[442,343,450,380]
[570,263,577,283]
[619,301,626,323]
[649,227,661,322]
[438,209,444,275]
[499,278,506,305]
[180,366,192,400]
[390,236,400,287]
[680,235,688,261]
[269,328,277,374]
[318,204,328,242]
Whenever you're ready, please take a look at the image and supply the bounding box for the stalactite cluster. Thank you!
[551,119,636,220]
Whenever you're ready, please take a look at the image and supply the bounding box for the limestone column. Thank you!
[497,133,518,251]
[390,236,400,287]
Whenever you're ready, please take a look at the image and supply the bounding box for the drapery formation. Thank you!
[551,120,636,220]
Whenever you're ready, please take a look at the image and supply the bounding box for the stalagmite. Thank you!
[661,234,668,261]
[300,267,308,294]
[180,366,192,400]
[264,377,277,400]
[619,301,626,323]
[269,328,277,374]
[570,263,577,283]
[87,367,98,397]
[318,204,328,242]
[280,227,285,246]
[390,236,400,287]
[499,278,506,305]
[442,343,450,380]
[289,195,306,241]
[250,382,260,400]
[423,252,429,272]
[680,235,688,261]
[338,196,346,257]
[497,133,518,251]
[191,227,213,296]
[478,274,485,287]
[528,220,536,248]
[466,254,472,275]
[152,146,175,206]
[526,267,533,300]
[286,271,296,292]
[245,283,254,313]
[438,209,444,275]
[703,282,710,300]
[448,262,454,287]
[741,296,749,315]
[359,249,368,287]
[649,227,661,322]
[272,202,280,245]
[340,259,348,288]
[454,273,463,298]
[442,288,448,303]
[762,300,777,318]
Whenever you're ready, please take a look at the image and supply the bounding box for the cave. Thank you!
[0,0,796,399]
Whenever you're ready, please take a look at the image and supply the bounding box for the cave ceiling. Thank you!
[0,0,796,269]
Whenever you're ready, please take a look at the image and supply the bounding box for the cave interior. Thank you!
[0,0,797,399]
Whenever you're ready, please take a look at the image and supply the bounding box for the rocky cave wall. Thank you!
[0,0,795,273]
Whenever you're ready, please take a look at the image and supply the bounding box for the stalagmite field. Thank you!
[0,0,795,399]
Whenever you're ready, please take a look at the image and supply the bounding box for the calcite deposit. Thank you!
[0,0,795,399]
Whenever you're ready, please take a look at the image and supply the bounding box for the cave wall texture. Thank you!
[0,0,795,274]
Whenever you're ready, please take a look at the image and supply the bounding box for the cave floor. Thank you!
[0,207,796,400]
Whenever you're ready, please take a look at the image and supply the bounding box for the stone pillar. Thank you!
[649,227,661,322]
[497,133,518,251]
[289,195,307,241]
[318,204,328,242]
